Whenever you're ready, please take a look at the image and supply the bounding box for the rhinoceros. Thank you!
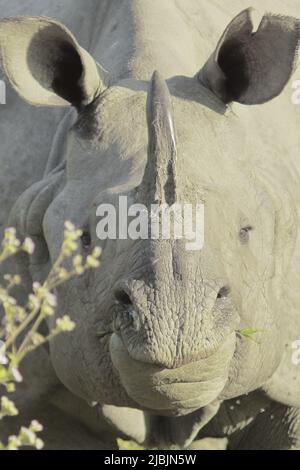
[1,0,300,450]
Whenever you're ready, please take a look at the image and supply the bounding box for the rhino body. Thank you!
[0,0,300,449]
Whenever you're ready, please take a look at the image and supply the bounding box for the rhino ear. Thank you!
[199,8,300,104]
[0,16,109,107]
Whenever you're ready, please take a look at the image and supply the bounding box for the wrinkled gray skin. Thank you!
[1,0,300,450]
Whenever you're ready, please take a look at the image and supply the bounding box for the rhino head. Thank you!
[0,9,299,433]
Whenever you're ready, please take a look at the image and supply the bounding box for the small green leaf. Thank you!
[237,328,263,343]
[117,438,145,450]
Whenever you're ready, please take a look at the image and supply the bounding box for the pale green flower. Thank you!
[22,238,35,255]
[19,427,36,446]
[73,255,84,274]
[30,420,43,433]
[58,268,68,280]
[0,396,18,417]
[1,228,21,256]
[31,333,45,346]
[62,240,78,256]
[92,247,102,258]
[35,438,44,450]
[86,255,100,268]
[62,221,82,255]
[55,315,76,332]
[3,274,21,285]
[40,303,54,317]
[28,293,41,310]
[18,424,44,449]
[0,218,102,449]
[64,221,76,232]
[7,435,22,450]
[45,291,57,307]
[0,340,8,365]
[11,368,22,383]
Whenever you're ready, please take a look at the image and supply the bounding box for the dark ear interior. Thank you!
[27,27,84,106]
[218,37,250,103]
[52,42,84,105]
[201,8,300,105]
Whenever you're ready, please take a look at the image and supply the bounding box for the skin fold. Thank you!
[0,0,300,449]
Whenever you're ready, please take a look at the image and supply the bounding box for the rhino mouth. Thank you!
[109,332,236,416]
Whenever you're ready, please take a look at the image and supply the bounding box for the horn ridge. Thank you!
[138,70,177,206]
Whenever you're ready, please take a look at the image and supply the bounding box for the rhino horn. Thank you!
[138,71,177,206]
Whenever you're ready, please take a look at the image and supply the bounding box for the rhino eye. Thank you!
[81,230,91,248]
[217,285,231,299]
[239,225,253,244]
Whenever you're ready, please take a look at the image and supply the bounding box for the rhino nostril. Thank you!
[217,286,231,299]
[113,289,141,333]
[113,308,140,333]
[114,289,133,307]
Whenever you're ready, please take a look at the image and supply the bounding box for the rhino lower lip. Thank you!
[109,333,236,413]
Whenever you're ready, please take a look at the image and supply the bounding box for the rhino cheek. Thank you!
[109,333,236,416]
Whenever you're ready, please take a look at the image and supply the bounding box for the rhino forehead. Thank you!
[68,80,241,193]
[65,76,262,220]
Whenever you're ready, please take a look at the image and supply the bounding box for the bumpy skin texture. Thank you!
[1,0,300,449]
